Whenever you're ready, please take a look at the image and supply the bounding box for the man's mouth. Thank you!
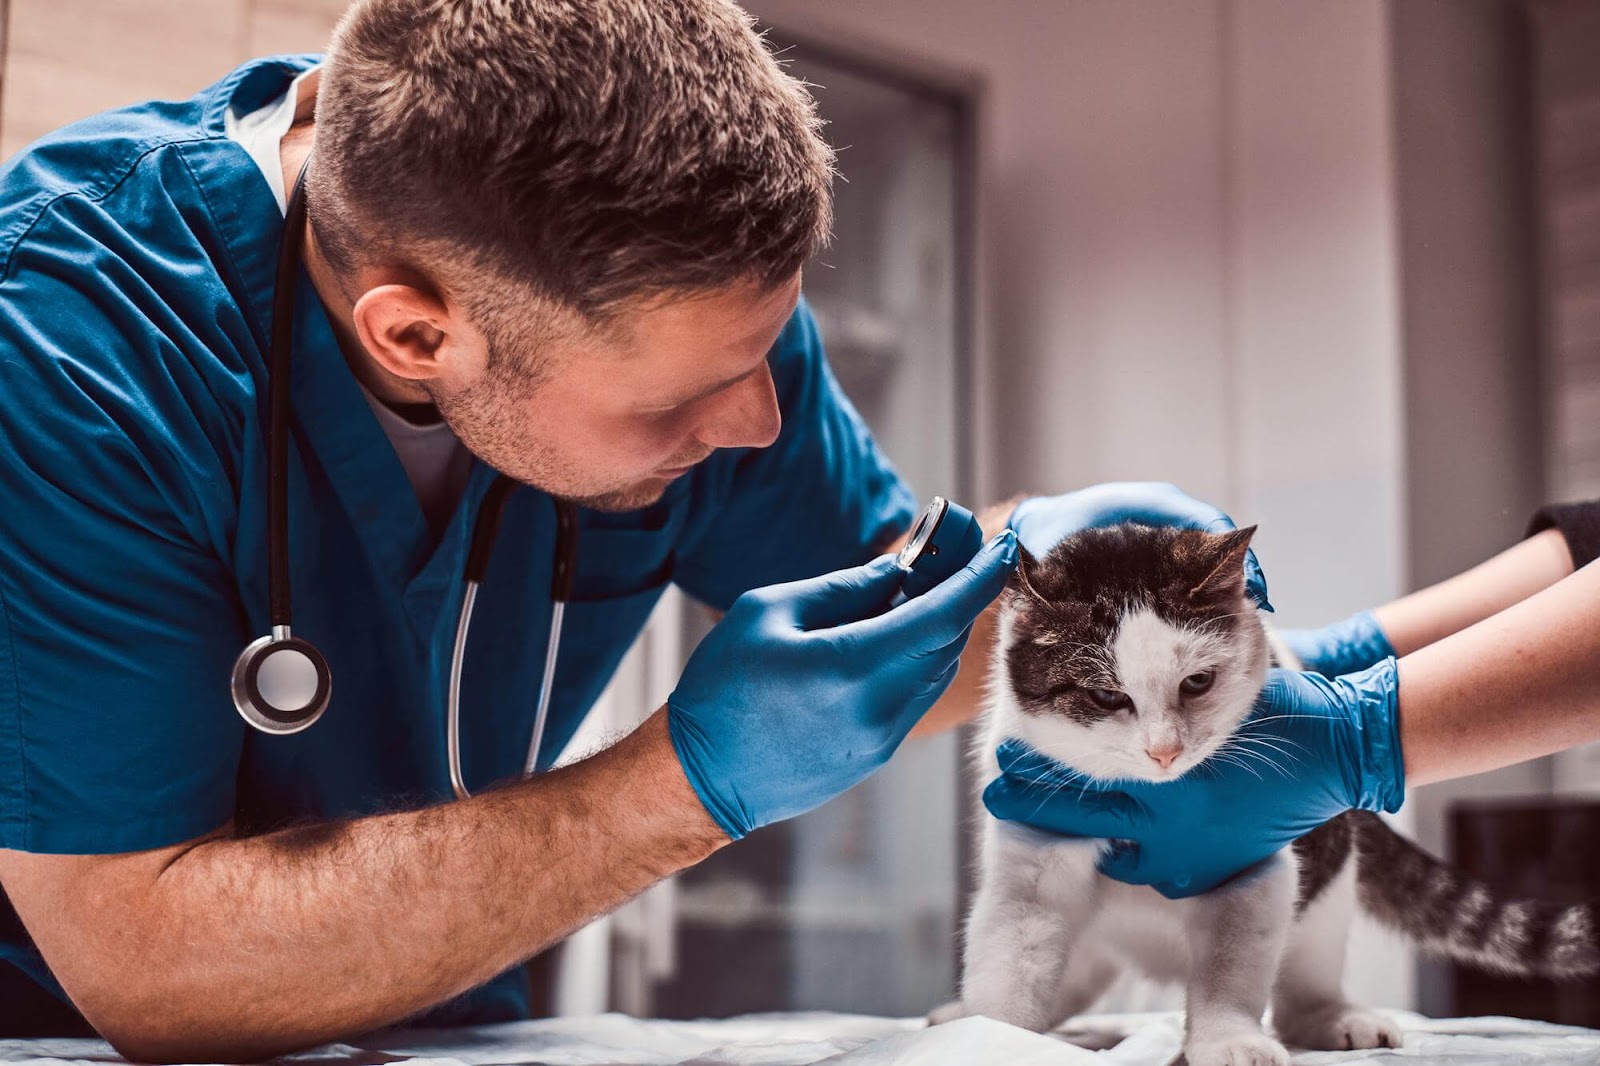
[656,454,711,478]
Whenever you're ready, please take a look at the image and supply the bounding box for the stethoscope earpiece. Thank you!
[231,630,332,735]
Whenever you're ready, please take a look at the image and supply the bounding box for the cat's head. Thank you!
[993,523,1268,783]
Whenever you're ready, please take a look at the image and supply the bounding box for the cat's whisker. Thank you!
[1018,766,1112,819]
[1243,713,1344,725]
[1219,732,1288,760]
[1233,743,1293,778]
[1213,737,1293,778]
[1193,610,1253,626]
[1233,729,1311,755]
[1207,751,1264,781]
[1230,735,1304,765]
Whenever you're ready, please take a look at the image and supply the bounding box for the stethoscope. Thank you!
[229,156,577,800]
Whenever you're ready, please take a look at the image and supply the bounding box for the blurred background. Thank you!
[3,0,1598,1028]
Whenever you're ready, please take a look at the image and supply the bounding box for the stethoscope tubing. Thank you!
[242,152,577,799]
[447,585,566,801]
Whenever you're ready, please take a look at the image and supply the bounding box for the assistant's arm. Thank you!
[0,712,722,1062]
[1373,527,1572,656]
[1287,511,1586,675]
[1399,553,1600,784]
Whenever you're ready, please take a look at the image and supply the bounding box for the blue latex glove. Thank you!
[983,659,1405,897]
[1279,610,1395,678]
[1008,482,1272,610]
[670,531,1018,839]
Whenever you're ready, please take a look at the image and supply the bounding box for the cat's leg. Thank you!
[939,823,1104,1033]
[1182,854,1297,1066]
[1048,948,1118,1024]
[1271,858,1404,1051]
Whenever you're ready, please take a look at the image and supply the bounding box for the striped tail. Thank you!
[1349,811,1600,980]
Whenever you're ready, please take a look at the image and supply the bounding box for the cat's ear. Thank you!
[1188,525,1257,603]
[1007,543,1050,607]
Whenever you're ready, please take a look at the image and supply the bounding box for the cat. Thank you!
[933,523,1599,1066]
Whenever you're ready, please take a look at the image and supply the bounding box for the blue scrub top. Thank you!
[0,55,915,1032]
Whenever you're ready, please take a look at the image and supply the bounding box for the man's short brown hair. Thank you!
[309,0,834,321]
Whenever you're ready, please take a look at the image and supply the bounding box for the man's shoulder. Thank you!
[0,62,311,497]
[0,55,314,283]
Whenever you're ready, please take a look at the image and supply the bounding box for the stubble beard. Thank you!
[431,360,678,514]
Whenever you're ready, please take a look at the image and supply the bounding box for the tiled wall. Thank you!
[1,0,349,159]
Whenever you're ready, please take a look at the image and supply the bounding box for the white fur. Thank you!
[936,601,1401,1062]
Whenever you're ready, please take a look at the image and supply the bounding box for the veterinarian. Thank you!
[0,0,1266,1056]
[990,501,1600,898]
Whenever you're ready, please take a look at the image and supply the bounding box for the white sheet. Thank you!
[2,1011,1596,1066]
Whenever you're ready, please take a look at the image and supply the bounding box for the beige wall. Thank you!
[749,0,1409,630]
[0,0,347,159]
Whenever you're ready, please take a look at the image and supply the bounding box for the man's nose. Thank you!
[696,363,781,450]
[1145,742,1183,771]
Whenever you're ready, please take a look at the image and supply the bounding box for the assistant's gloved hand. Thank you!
[1279,610,1395,678]
[670,532,1018,839]
[983,660,1405,897]
[1008,482,1271,609]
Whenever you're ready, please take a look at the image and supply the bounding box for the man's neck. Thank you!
[278,113,433,411]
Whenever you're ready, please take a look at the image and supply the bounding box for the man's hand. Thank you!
[669,532,1018,838]
[982,661,1405,897]
[1008,482,1271,609]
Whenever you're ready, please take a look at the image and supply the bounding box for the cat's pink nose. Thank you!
[1146,744,1182,770]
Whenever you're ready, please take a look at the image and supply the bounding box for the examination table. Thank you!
[2,1011,1596,1065]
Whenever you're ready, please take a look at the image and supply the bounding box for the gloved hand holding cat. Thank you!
[983,661,1406,898]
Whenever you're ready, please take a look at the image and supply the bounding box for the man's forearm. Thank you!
[1374,528,1572,656]
[1,710,725,1061]
[1399,557,1600,786]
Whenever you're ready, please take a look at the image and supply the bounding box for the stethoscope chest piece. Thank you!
[232,629,332,735]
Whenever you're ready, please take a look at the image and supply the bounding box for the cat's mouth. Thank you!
[1129,753,1199,782]
[1116,741,1230,783]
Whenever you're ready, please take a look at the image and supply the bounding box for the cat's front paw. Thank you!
[947,993,1059,1033]
[1184,1032,1291,1066]
[925,999,972,1026]
[1276,1004,1403,1051]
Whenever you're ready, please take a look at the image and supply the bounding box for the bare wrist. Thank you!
[631,709,731,869]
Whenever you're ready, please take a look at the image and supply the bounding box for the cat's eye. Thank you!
[1180,670,1215,696]
[1086,688,1133,712]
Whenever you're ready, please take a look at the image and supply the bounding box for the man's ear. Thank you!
[1188,526,1257,603]
[351,283,455,384]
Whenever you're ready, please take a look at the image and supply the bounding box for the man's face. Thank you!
[431,274,799,512]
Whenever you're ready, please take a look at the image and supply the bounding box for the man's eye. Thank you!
[1086,688,1133,712]
[1180,670,1215,696]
